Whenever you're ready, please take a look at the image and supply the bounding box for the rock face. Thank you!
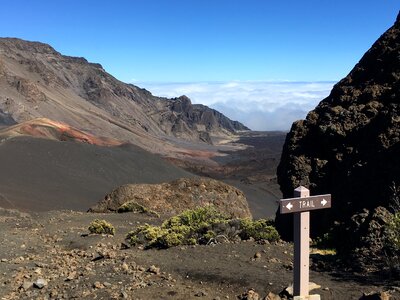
[89,177,252,218]
[276,13,400,238]
[0,38,248,153]
[0,108,16,126]
[163,95,248,143]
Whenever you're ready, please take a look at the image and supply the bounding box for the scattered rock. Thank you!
[21,280,33,291]
[238,289,260,300]
[281,282,321,297]
[33,278,48,289]
[254,252,262,259]
[265,292,282,300]
[93,281,104,289]
[195,290,208,297]
[122,262,129,272]
[65,271,77,281]
[91,252,105,261]
[359,291,390,300]
[120,242,130,249]
[148,265,161,275]
[121,291,129,298]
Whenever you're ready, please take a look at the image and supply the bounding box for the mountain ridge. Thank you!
[0,37,249,156]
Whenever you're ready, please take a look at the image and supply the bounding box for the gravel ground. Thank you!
[0,208,399,300]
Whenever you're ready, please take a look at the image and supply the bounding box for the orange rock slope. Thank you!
[0,118,122,146]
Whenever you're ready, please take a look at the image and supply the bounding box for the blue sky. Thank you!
[0,1,398,130]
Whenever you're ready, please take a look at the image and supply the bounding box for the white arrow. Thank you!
[321,199,327,206]
[286,202,293,210]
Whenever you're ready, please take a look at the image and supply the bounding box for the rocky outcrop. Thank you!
[276,12,400,239]
[0,38,248,152]
[89,177,252,218]
[162,95,249,143]
[0,108,16,126]
[340,207,393,270]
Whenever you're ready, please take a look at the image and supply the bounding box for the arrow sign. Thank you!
[280,194,331,214]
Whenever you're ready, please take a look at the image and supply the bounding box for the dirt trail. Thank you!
[0,209,398,300]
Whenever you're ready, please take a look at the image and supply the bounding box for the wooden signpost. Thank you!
[280,186,331,300]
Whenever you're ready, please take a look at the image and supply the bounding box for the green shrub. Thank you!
[118,201,148,213]
[155,231,185,248]
[384,212,400,253]
[117,201,160,217]
[125,206,280,249]
[88,219,115,235]
[161,206,227,230]
[203,230,217,241]
[312,232,336,249]
[126,224,163,246]
[239,219,280,242]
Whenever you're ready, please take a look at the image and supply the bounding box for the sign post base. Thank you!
[294,295,321,300]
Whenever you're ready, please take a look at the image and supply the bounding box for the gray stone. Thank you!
[33,278,48,289]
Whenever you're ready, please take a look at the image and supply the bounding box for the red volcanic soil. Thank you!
[0,118,122,146]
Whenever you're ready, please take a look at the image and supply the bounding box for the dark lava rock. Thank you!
[359,291,390,300]
[276,12,400,240]
[333,207,392,269]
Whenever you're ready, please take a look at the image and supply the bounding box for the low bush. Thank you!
[117,201,160,217]
[239,218,280,242]
[125,206,280,249]
[312,232,336,250]
[88,219,115,235]
[382,211,400,274]
[384,212,400,251]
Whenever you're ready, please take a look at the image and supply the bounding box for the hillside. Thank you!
[0,136,195,212]
[276,12,400,238]
[0,38,248,156]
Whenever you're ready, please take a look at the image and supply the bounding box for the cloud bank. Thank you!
[137,81,335,131]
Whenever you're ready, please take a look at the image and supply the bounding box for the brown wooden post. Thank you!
[280,187,330,299]
[293,186,310,297]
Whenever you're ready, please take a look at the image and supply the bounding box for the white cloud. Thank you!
[138,81,335,131]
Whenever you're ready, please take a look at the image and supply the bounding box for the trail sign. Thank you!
[279,186,332,300]
[280,194,331,214]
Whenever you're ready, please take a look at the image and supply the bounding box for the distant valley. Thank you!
[0,38,285,217]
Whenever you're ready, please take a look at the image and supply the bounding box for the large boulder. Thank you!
[276,12,400,239]
[89,177,252,219]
